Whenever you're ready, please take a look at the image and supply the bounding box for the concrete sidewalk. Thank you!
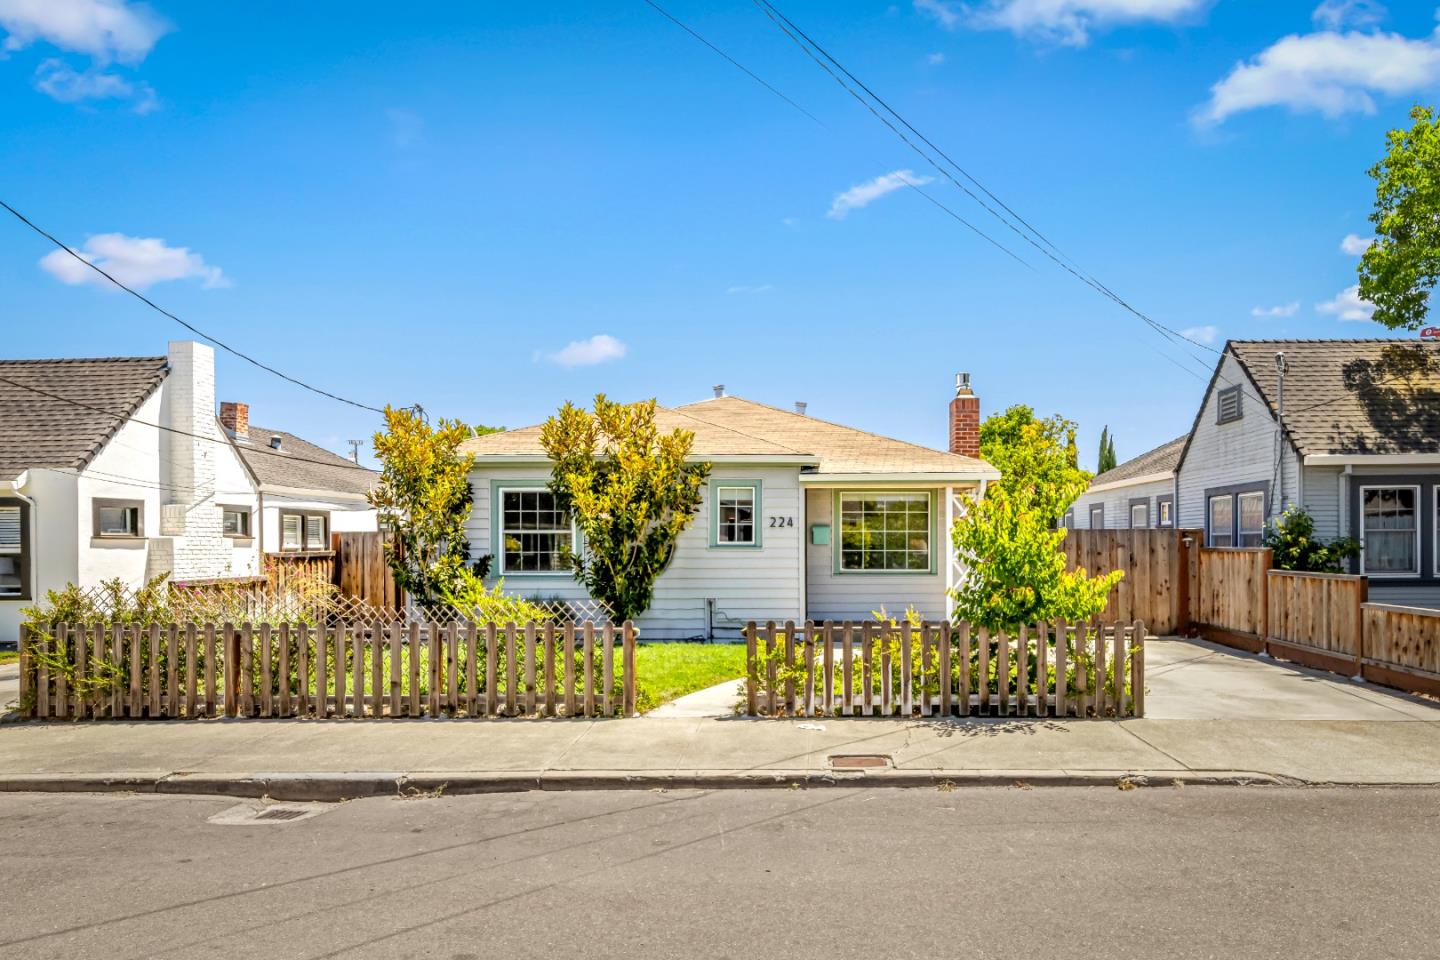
[2,638,1438,799]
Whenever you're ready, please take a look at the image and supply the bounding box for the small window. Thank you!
[279,511,329,552]
[1237,491,1266,547]
[1361,486,1419,576]
[1157,498,1173,528]
[93,499,142,538]
[222,506,251,538]
[1061,509,1074,529]
[0,505,19,554]
[838,492,931,572]
[713,483,759,547]
[1208,495,1233,547]
[1216,385,1243,424]
[1089,504,1104,529]
[0,501,26,600]
[501,489,573,573]
[281,514,302,550]
[1130,502,1149,529]
[305,515,326,551]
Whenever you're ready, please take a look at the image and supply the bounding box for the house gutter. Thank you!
[1086,470,1173,494]
[5,471,37,606]
[798,471,999,485]
[1303,454,1440,466]
[260,484,374,503]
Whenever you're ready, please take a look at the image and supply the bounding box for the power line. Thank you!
[0,374,376,475]
[0,198,388,415]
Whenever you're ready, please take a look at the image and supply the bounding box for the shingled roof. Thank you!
[231,427,376,497]
[1227,339,1440,457]
[460,395,998,479]
[1089,434,1186,488]
[0,356,169,481]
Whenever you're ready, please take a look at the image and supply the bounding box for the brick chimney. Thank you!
[948,373,980,459]
[219,401,249,441]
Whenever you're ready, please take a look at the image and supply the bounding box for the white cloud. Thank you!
[926,51,946,64]
[0,0,168,63]
[1340,232,1374,255]
[1199,27,1440,125]
[39,233,228,291]
[1311,0,1385,31]
[1251,302,1299,318]
[921,0,1209,47]
[726,284,773,295]
[33,58,155,112]
[1180,324,1219,344]
[827,169,932,219]
[1316,284,1375,321]
[542,334,627,368]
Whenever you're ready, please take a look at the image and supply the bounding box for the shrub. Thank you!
[1263,506,1360,573]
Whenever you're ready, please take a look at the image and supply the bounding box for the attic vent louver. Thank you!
[269,435,283,450]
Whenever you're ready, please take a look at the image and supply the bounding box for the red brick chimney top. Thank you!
[219,401,249,441]
[948,374,979,459]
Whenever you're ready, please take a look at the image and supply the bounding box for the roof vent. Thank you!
[269,435,283,451]
[955,372,973,396]
[794,401,807,416]
[713,384,725,399]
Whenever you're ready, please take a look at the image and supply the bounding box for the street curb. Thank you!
[2,768,1427,800]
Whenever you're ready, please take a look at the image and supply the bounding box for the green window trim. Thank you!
[832,489,938,576]
[489,478,578,577]
[709,479,763,549]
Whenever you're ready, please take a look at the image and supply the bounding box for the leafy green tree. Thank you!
[1358,105,1440,330]
[979,404,1091,526]
[1263,507,1361,574]
[369,405,488,614]
[951,406,1117,629]
[540,395,710,622]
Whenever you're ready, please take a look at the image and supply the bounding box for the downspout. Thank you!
[1273,352,1287,516]
[257,490,265,569]
[6,472,38,606]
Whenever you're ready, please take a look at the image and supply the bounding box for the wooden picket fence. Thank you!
[19,619,636,720]
[743,620,1146,719]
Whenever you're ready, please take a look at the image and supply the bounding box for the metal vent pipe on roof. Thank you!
[713,384,725,398]
[795,401,807,415]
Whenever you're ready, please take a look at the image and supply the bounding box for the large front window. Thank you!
[501,489,572,573]
[1362,486,1419,576]
[839,492,931,572]
[714,484,757,546]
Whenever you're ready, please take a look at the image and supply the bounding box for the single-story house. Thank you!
[0,339,378,643]
[1064,435,1184,530]
[459,377,999,639]
[1175,338,1440,608]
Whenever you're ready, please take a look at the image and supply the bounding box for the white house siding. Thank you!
[77,387,166,587]
[1069,477,1174,529]
[0,468,78,644]
[212,431,260,577]
[804,487,948,622]
[1176,354,1301,534]
[467,464,804,640]
[258,497,377,555]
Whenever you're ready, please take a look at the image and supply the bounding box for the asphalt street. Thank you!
[2,786,1438,959]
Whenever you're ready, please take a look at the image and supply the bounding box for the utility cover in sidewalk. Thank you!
[830,754,891,770]
[208,803,330,825]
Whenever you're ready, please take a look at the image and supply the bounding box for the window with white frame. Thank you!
[0,502,25,599]
[1157,497,1173,528]
[838,492,931,572]
[93,499,142,538]
[501,489,572,573]
[1061,509,1074,529]
[1237,491,1266,547]
[1208,495,1233,547]
[222,506,251,538]
[279,511,328,552]
[714,484,757,546]
[1089,504,1104,529]
[1130,502,1149,529]
[1361,486,1419,576]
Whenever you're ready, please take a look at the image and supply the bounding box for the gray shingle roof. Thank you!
[1228,339,1440,456]
[232,426,376,497]
[0,356,169,481]
[1089,434,1186,488]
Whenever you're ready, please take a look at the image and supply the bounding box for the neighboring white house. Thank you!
[459,378,999,639]
[1065,435,1184,530]
[0,340,378,643]
[1174,338,1440,609]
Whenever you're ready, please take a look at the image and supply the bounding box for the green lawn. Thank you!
[0,650,17,666]
[633,642,746,713]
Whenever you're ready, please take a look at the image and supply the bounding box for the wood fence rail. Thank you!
[742,619,1146,719]
[1265,570,1367,674]
[19,619,636,720]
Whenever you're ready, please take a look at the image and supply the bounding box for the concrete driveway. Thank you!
[1145,637,1438,720]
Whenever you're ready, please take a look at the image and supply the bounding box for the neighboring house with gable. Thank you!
[0,339,377,643]
[459,377,999,639]
[1065,435,1184,530]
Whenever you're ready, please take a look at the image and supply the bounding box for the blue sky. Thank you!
[2,1,1435,471]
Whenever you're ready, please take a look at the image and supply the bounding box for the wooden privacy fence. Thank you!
[1190,547,1271,646]
[332,531,404,611]
[743,620,1145,719]
[1060,529,1198,635]
[1266,571,1368,674]
[20,619,636,720]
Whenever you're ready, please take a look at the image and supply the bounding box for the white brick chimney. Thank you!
[150,341,230,581]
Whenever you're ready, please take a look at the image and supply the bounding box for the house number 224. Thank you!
[768,516,794,528]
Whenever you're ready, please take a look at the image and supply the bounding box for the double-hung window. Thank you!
[0,501,26,599]
[280,511,328,552]
[1089,504,1104,529]
[1157,497,1174,528]
[1361,486,1419,576]
[712,482,759,547]
[1208,495,1234,547]
[838,492,931,572]
[500,489,572,573]
[1237,492,1266,547]
[1130,501,1149,529]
